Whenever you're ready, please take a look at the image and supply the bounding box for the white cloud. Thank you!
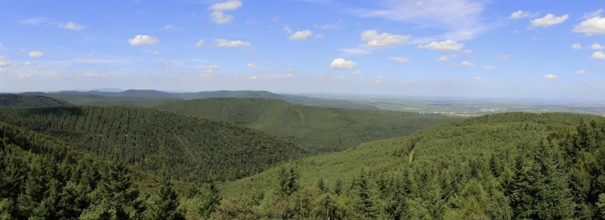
[84,53,95,59]
[340,48,371,55]
[591,51,605,59]
[530,14,568,27]
[128,35,159,46]
[591,43,604,50]
[482,65,496,70]
[544,74,558,79]
[151,51,160,55]
[459,61,474,68]
[330,58,357,69]
[195,39,205,48]
[0,56,10,67]
[58,21,84,30]
[389,57,410,63]
[360,30,410,47]
[583,9,603,19]
[464,49,473,53]
[574,16,605,35]
[352,70,364,76]
[437,55,454,62]
[19,17,51,26]
[283,26,293,34]
[572,43,582,50]
[201,65,220,79]
[215,39,251,48]
[576,70,589,75]
[289,30,313,41]
[475,76,483,80]
[247,63,258,69]
[23,61,36,67]
[418,40,464,51]
[510,10,532,19]
[353,0,485,40]
[496,54,512,60]
[316,20,342,30]
[28,51,44,58]
[209,0,242,24]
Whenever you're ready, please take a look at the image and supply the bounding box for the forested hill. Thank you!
[0,106,306,182]
[31,90,378,109]
[219,112,605,219]
[0,94,68,108]
[155,98,457,152]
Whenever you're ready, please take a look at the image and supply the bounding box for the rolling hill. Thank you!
[29,90,378,109]
[0,106,306,182]
[0,94,69,108]
[155,98,457,152]
[217,112,605,219]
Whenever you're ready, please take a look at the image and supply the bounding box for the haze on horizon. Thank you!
[0,0,604,100]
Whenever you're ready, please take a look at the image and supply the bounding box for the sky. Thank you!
[0,0,604,100]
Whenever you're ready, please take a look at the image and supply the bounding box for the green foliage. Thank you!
[221,112,605,219]
[156,98,456,152]
[0,106,305,182]
[0,94,68,109]
[149,176,184,220]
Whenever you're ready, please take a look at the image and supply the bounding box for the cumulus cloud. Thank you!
[340,48,371,55]
[201,65,220,79]
[531,14,568,27]
[591,43,604,50]
[128,35,159,46]
[576,70,589,75]
[459,61,474,68]
[195,39,205,48]
[209,0,242,24]
[510,10,532,19]
[28,51,44,58]
[289,30,313,41]
[418,40,464,51]
[360,30,410,47]
[330,58,357,69]
[58,21,84,30]
[247,63,258,69]
[544,74,558,79]
[215,39,251,48]
[572,43,582,50]
[591,51,605,59]
[482,65,496,70]
[437,55,454,62]
[389,57,410,63]
[574,16,605,35]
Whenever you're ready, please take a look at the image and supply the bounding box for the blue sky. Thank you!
[0,0,604,100]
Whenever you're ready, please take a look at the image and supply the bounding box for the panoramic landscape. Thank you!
[2,0,605,219]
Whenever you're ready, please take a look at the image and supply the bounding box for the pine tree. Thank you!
[152,176,184,220]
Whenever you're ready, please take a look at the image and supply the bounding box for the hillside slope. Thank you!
[32,90,378,109]
[155,98,457,152]
[218,112,605,219]
[0,94,68,108]
[0,106,305,182]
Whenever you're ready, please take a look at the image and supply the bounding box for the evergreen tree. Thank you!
[151,176,184,220]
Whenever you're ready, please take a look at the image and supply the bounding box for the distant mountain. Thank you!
[0,106,306,182]
[30,90,378,109]
[155,98,457,152]
[0,94,69,108]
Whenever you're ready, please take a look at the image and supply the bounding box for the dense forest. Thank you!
[0,94,68,109]
[156,98,455,152]
[2,92,605,219]
[217,113,605,219]
[30,90,377,109]
[0,106,305,182]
